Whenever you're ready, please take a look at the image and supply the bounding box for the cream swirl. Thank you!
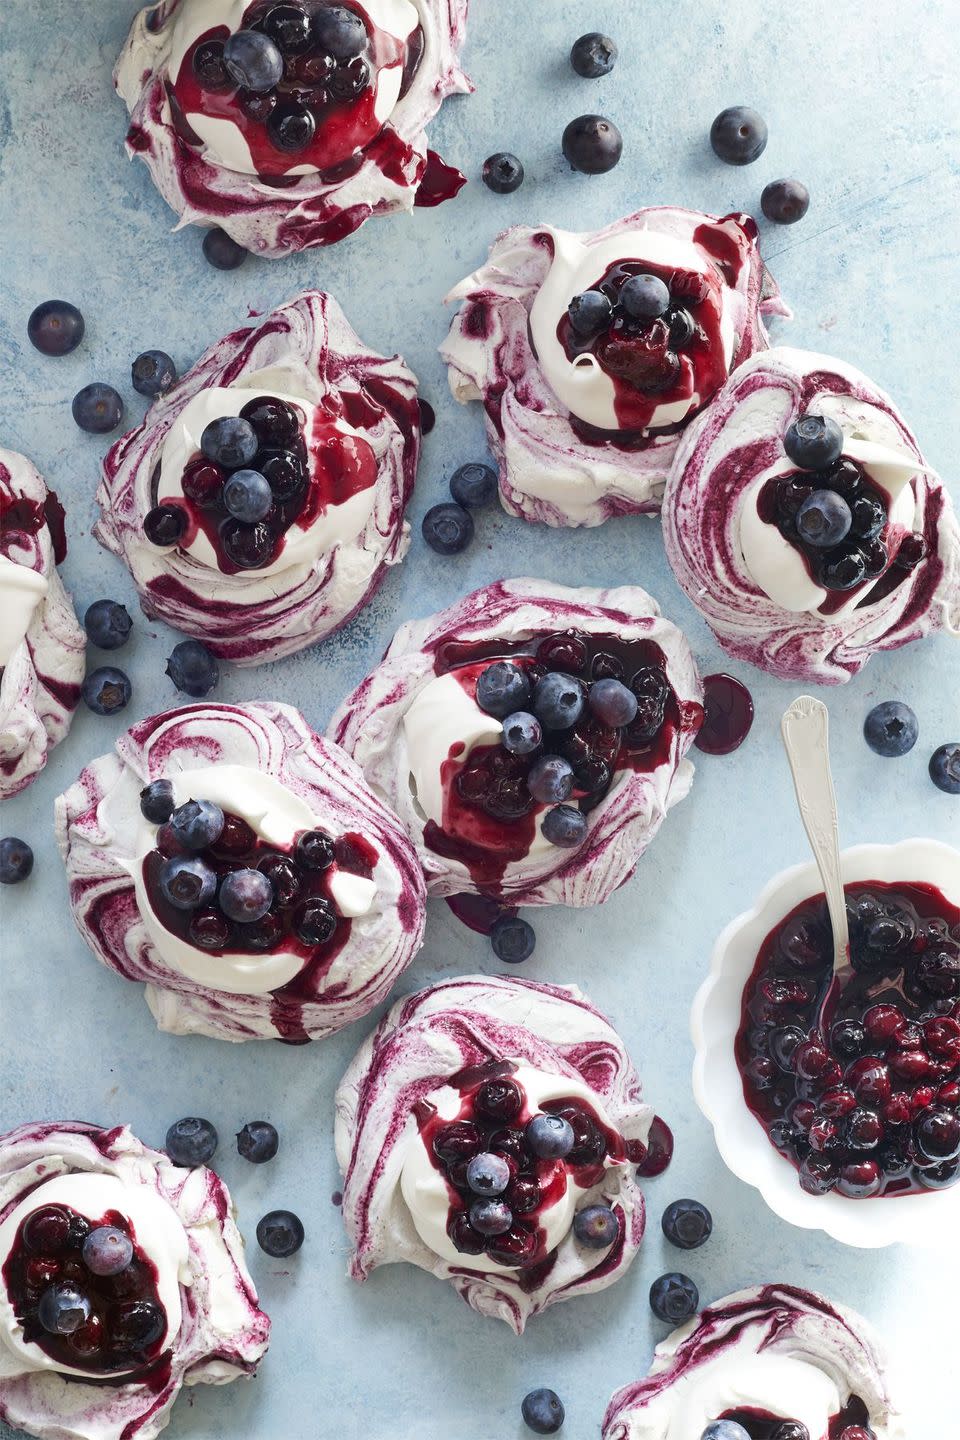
[0,558,47,668]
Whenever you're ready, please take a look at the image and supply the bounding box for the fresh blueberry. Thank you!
[295,895,338,945]
[170,799,225,850]
[131,349,177,398]
[620,274,670,321]
[202,227,248,270]
[84,599,132,650]
[795,490,852,548]
[257,1208,305,1257]
[312,4,367,57]
[700,1424,752,1440]
[143,504,188,547]
[27,300,85,356]
[468,1198,512,1235]
[37,1285,91,1335]
[266,104,316,153]
[165,1116,218,1167]
[159,855,217,910]
[490,913,536,963]
[449,462,498,508]
[165,639,220,698]
[929,742,960,795]
[661,1198,713,1249]
[140,780,175,825]
[567,289,613,336]
[527,754,574,804]
[72,383,123,434]
[761,179,810,224]
[82,1226,134,1276]
[709,106,768,165]
[482,152,525,193]
[572,1204,619,1248]
[863,701,919,758]
[262,3,313,54]
[223,469,273,523]
[296,829,335,870]
[521,1389,565,1435]
[526,1113,574,1159]
[783,413,844,470]
[476,661,531,718]
[466,1152,511,1196]
[223,29,284,91]
[588,677,638,727]
[533,672,585,730]
[0,837,34,885]
[201,416,259,470]
[570,31,617,78]
[219,868,274,924]
[561,114,623,173]
[649,1271,699,1323]
[237,1121,280,1164]
[541,804,587,848]
[81,666,132,716]
[422,501,474,554]
[501,711,542,756]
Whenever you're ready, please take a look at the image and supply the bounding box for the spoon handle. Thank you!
[781,696,849,974]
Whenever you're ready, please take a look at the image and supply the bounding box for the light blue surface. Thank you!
[1,3,958,1437]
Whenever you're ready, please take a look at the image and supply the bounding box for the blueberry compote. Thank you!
[2,1204,166,1376]
[145,395,376,574]
[173,1,424,179]
[720,1397,876,1440]
[738,881,960,1198]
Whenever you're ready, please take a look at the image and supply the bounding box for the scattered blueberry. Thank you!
[82,1226,134,1276]
[422,501,474,554]
[541,805,587,848]
[783,413,844,470]
[166,639,220,698]
[761,179,810,224]
[223,468,273,523]
[466,1152,511,1196]
[490,913,536,963]
[165,1116,218,1168]
[201,416,259,470]
[561,114,623,173]
[312,5,367,58]
[37,1285,90,1336]
[795,490,853,548]
[257,1208,305,1257]
[476,661,531,718]
[588,677,638,727]
[468,1198,512,1235]
[131,349,177,398]
[501,711,542,756]
[296,829,335,870]
[929,742,960,795]
[482,152,524,193]
[0,837,34,885]
[27,300,85,356]
[223,29,284,91]
[143,504,187,547]
[527,754,575,804]
[81,666,132,716]
[620,274,670,321]
[219,868,274,924]
[84,599,132,650]
[72,383,123,435]
[572,1204,619,1248]
[237,1121,280,1164]
[202,227,248,270]
[661,1198,713,1249]
[570,32,617,78]
[567,289,613,336]
[521,1388,565,1435]
[449,462,498,508]
[533,671,585,730]
[139,779,175,825]
[863,701,919,758]
[709,106,768,165]
[158,855,217,910]
[170,798,225,850]
[649,1271,699,1323]
[526,1113,574,1159]
[701,1424,752,1440]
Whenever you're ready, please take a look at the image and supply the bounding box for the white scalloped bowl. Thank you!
[691,838,960,1248]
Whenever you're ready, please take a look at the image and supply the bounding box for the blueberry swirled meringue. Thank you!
[335,973,656,1332]
[0,448,85,800]
[602,1283,904,1440]
[440,207,788,527]
[0,1121,269,1440]
[662,347,960,683]
[329,578,703,906]
[94,291,419,665]
[54,701,426,1043]
[115,0,471,257]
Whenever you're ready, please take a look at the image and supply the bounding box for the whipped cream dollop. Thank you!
[56,701,425,1043]
[663,346,960,683]
[441,207,788,526]
[0,448,85,801]
[0,1122,269,1440]
[330,578,703,907]
[115,0,472,255]
[335,975,653,1333]
[602,1284,905,1440]
[95,292,419,666]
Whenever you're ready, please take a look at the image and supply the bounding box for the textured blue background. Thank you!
[1,2,959,1437]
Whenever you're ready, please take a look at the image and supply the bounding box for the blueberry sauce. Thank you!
[695,674,754,755]
[1,484,68,566]
[413,149,467,207]
[2,1203,167,1376]
[417,398,436,434]
[444,894,515,935]
[635,1114,674,1177]
[737,881,960,1198]
[721,1397,875,1440]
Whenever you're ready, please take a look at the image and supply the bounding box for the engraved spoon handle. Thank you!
[781,696,849,976]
